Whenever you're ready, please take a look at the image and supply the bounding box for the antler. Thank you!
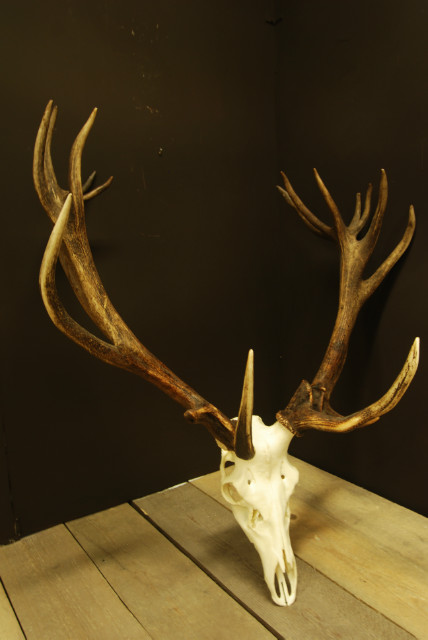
[277,169,419,434]
[34,101,256,458]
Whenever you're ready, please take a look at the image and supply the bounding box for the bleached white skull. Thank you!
[220,415,299,606]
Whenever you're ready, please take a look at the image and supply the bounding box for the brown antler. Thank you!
[276,169,419,434]
[34,101,256,457]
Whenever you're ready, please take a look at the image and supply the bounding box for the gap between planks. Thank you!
[1,507,274,640]
[64,520,147,631]
[0,522,151,640]
[0,578,25,640]
[66,502,275,640]
[130,500,283,640]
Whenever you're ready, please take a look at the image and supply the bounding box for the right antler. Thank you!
[34,101,255,458]
[276,169,419,435]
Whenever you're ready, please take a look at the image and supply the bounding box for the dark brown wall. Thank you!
[0,0,427,543]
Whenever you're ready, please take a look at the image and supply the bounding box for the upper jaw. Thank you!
[267,556,297,606]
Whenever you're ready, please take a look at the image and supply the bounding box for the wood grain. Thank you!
[1,460,425,639]
[136,482,414,640]
[0,580,24,640]
[0,524,150,639]
[190,457,427,639]
[67,502,275,640]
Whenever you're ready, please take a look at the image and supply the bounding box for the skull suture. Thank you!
[220,416,299,606]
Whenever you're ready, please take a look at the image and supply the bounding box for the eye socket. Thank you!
[281,474,285,479]
[222,482,243,504]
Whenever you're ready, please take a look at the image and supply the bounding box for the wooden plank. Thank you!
[190,459,428,640]
[135,483,414,640]
[0,524,150,640]
[67,502,275,640]
[0,580,24,640]
[288,456,428,562]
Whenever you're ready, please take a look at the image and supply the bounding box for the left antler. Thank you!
[276,169,419,434]
[34,101,256,457]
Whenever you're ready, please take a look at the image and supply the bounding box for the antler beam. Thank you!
[277,169,419,434]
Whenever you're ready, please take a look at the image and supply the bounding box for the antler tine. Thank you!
[359,169,388,258]
[313,168,346,243]
[350,191,362,229]
[277,171,336,240]
[33,101,68,217]
[234,349,255,460]
[349,182,374,232]
[34,102,112,216]
[334,337,420,432]
[39,191,157,373]
[362,204,416,302]
[312,337,419,433]
[69,107,98,232]
[82,170,97,193]
[83,173,114,200]
[278,337,419,434]
[39,194,122,365]
[351,183,373,233]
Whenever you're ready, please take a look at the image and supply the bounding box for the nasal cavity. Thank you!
[282,551,293,595]
[274,564,292,600]
[250,509,263,527]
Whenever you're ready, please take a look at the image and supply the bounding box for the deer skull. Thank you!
[35,104,420,610]
[220,416,298,606]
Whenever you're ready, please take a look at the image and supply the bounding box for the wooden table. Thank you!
[0,457,426,639]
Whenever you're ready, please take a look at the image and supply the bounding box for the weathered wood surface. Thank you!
[0,524,151,640]
[136,482,415,640]
[0,504,274,639]
[0,457,425,639]
[0,580,24,640]
[190,456,428,640]
[67,502,274,640]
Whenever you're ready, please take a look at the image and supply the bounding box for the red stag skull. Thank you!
[34,103,419,605]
